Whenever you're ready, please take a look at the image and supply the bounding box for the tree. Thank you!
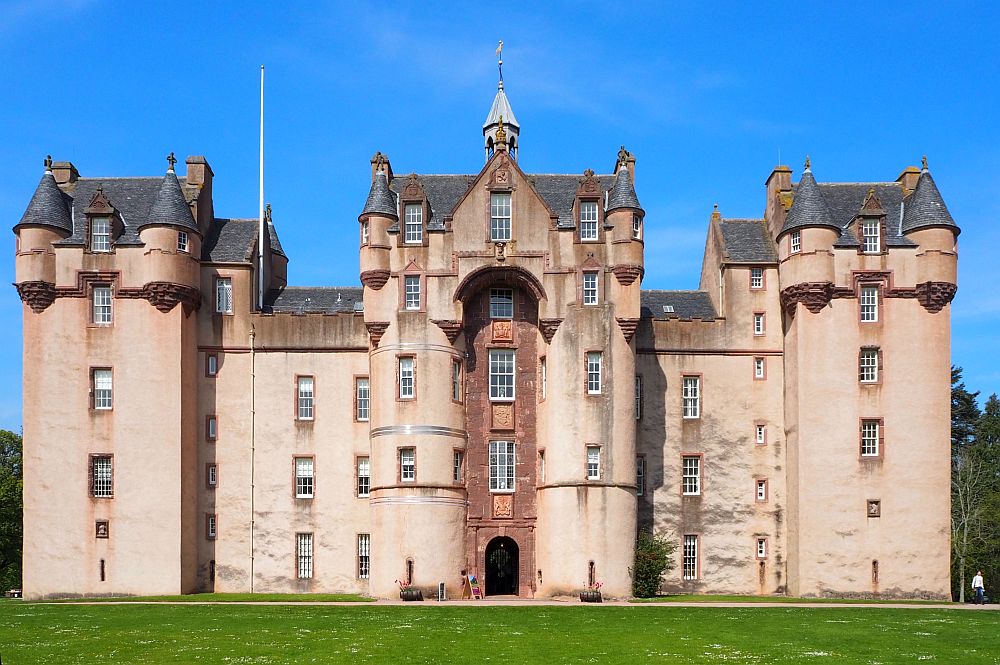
[631,530,677,598]
[0,430,22,591]
[952,366,981,449]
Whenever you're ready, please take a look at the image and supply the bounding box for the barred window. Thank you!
[861,420,881,457]
[750,267,764,289]
[404,275,420,310]
[358,534,371,580]
[404,204,423,243]
[490,288,513,319]
[453,450,464,483]
[755,424,766,445]
[93,369,113,410]
[177,230,189,253]
[682,376,700,419]
[297,377,314,420]
[490,193,512,241]
[207,514,217,540]
[860,348,879,383]
[790,230,801,254]
[215,277,233,314]
[90,217,111,252]
[754,357,766,379]
[682,456,701,496]
[683,534,699,580]
[297,533,313,579]
[635,375,642,420]
[208,464,218,487]
[489,349,515,400]
[295,457,314,498]
[862,219,880,254]
[756,479,767,502]
[400,448,415,482]
[860,286,879,322]
[586,446,600,480]
[356,377,370,421]
[586,352,602,395]
[91,455,113,497]
[93,286,112,324]
[753,313,765,335]
[357,457,370,497]
[399,358,414,399]
[580,201,599,240]
[582,272,598,305]
[489,440,515,492]
[636,457,645,496]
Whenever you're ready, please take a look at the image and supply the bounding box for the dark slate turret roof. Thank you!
[815,183,916,247]
[719,219,777,263]
[141,170,198,232]
[901,170,958,234]
[202,218,289,263]
[268,221,285,257]
[780,169,839,235]
[17,172,73,233]
[606,169,642,214]
[360,172,399,220]
[640,290,717,321]
[55,177,175,246]
[265,287,364,314]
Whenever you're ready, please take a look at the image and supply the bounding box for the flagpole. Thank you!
[258,65,265,311]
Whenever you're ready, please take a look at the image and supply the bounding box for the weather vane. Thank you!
[497,40,503,83]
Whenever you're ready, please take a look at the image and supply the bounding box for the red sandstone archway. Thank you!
[453,265,546,304]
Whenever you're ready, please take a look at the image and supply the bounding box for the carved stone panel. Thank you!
[491,402,515,431]
[493,494,513,519]
[492,319,513,342]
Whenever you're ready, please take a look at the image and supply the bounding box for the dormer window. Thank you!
[861,219,880,254]
[404,204,423,244]
[580,201,599,241]
[90,217,111,252]
[490,193,512,242]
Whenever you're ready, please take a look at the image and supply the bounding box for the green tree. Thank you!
[952,366,981,449]
[0,430,22,591]
[970,394,1000,601]
[631,531,676,598]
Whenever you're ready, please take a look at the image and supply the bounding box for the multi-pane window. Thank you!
[90,217,111,252]
[404,275,420,310]
[453,450,464,483]
[750,267,764,289]
[756,538,768,559]
[489,350,515,400]
[357,457,370,497]
[215,277,233,314]
[860,348,879,383]
[586,446,600,480]
[207,415,217,440]
[489,440,515,492]
[635,375,642,420]
[862,219,880,254]
[400,448,415,482]
[207,354,218,377]
[861,420,881,457]
[790,230,801,254]
[358,534,371,579]
[207,515,217,540]
[297,533,313,579]
[404,203,423,243]
[452,361,462,402]
[756,479,767,502]
[93,286,112,324]
[753,313,765,335]
[860,286,879,322]
[398,358,414,399]
[582,272,598,305]
[490,192,512,241]
[177,230,189,253]
[540,357,547,400]
[361,220,369,245]
[295,457,314,498]
[586,352,602,395]
[755,424,766,445]
[683,534,699,580]
[208,464,218,488]
[297,377,314,420]
[91,455,113,497]
[93,369,113,410]
[579,201,599,240]
[490,288,513,319]
[636,457,645,496]
[356,377,370,421]
[682,456,701,495]
[632,214,642,240]
[682,376,700,419]
[754,357,766,379]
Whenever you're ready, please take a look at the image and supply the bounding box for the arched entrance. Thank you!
[485,536,519,596]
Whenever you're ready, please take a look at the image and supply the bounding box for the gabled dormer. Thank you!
[396,174,429,247]
[84,185,123,253]
[574,169,605,244]
[853,188,887,255]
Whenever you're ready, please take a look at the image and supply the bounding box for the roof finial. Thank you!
[264,203,272,224]
[166,151,177,172]
[921,155,928,172]
[617,145,630,172]
[496,40,504,86]
[44,155,53,173]
[495,115,507,145]
[804,155,811,171]
[374,151,386,174]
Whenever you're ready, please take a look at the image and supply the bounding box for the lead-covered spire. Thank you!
[901,157,959,234]
[16,155,73,234]
[484,45,519,161]
[780,157,839,235]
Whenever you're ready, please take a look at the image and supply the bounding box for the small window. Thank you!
[755,424,766,445]
[92,369,113,410]
[177,231,189,253]
[867,499,881,518]
[92,286,112,325]
[753,313,765,336]
[295,457,314,498]
[95,520,109,539]
[582,272,598,305]
[90,217,111,252]
[489,440,515,492]
[636,457,645,496]
[207,354,219,377]
[682,376,700,419]
[357,457,370,497]
[404,203,423,243]
[206,415,217,441]
[489,349,515,401]
[756,538,767,559]
[754,357,766,379]
[580,201,599,241]
[215,277,233,314]
[635,375,642,420]
[756,479,768,502]
[860,286,879,322]
[682,456,701,496]
[453,450,464,483]
[586,352,602,395]
[452,360,463,402]
[206,514,217,540]
[586,445,600,480]
[683,534,699,580]
[861,420,881,457]
[403,275,420,311]
[356,377,370,421]
[207,464,218,488]
[539,357,547,400]
[399,358,415,399]
[538,450,546,484]
[360,220,369,246]
[632,214,642,240]
[400,448,416,482]
[490,288,514,319]
[790,230,801,254]
[862,219,880,254]
[490,192,512,242]
[90,455,113,498]
[297,533,313,579]
[750,267,764,289]
[358,534,371,579]
[860,348,879,383]
[297,377,315,420]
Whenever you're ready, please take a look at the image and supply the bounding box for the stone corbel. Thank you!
[14,281,57,313]
[611,264,643,286]
[915,281,957,313]
[779,282,834,316]
[431,319,463,344]
[616,317,640,343]
[538,318,563,344]
[365,321,390,348]
[360,269,390,290]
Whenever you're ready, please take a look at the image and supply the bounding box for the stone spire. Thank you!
[16,155,73,233]
[901,158,958,234]
[142,157,198,232]
[780,157,839,235]
[483,50,519,161]
[606,164,642,214]
[360,168,398,220]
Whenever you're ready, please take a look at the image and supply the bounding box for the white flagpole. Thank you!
[258,65,265,310]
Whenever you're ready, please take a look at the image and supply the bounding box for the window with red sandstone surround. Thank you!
[682,455,701,495]
[750,267,764,289]
[682,376,700,418]
[582,272,598,305]
[297,533,313,579]
[756,537,768,559]
[490,193,512,242]
[92,369,113,410]
[89,455,113,498]
[403,204,423,244]
[579,201,599,241]
[295,457,315,498]
[860,286,879,322]
[398,357,415,400]
[489,350,515,400]
[403,275,420,310]
[586,445,601,480]
[356,457,370,497]
[586,352,602,395]
[753,312,765,335]
[683,534,699,580]
[400,448,415,482]
[489,441,515,492]
[859,348,879,383]
[861,419,882,457]
[355,377,370,421]
[215,277,233,314]
[297,376,314,420]
[357,534,370,579]
[756,478,768,503]
[92,286,112,325]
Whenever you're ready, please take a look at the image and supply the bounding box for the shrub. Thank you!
[632,531,676,598]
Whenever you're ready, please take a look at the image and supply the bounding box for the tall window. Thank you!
[636,457,645,496]
[357,457,370,497]
[750,267,764,289]
[635,375,642,420]
[683,535,699,580]
[489,441,515,492]
[754,357,766,379]
[215,277,233,314]
[586,352,602,395]
[92,369,113,410]
[756,538,768,559]
[90,217,111,252]
[403,275,420,310]
[489,350,515,400]
[860,348,879,383]
[297,377,314,420]
[452,361,462,402]
[206,515,217,540]
[207,354,218,377]
[490,192,512,241]
[400,448,415,481]
[682,456,701,495]
[453,450,464,482]
[404,203,423,243]
[398,358,414,399]
[90,455,113,497]
[861,219,880,254]
[586,446,600,480]
[360,220,369,245]
[579,201,598,240]
[860,286,879,322]
[790,230,801,254]
[490,288,513,319]
[207,415,217,440]
[753,313,765,335]
[582,272,598,305]
[682,376,700,419]
[358,534,371,579]
[177,230,189,253]
[755,424,766,445]
[295,457,314,498]
[297,533,313,579]
[756,479,768,502]
[208,464,218,488]
[92,286,112,325]
[540,357,547,400]
[861,420,881,457]
[632,214,642,240]
[356,377,370,421]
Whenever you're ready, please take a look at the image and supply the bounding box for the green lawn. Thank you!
[630,593,948,604]
[1,603,998,664]
[45,593,373,603]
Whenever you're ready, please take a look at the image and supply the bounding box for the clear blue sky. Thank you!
[1,1,997,431]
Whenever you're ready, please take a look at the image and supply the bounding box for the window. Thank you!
[398,357,414,399]
[207,354,218,377]
[756,479,768,502]
[582,272,598,305]
[92,286,112,325]
[207,415,217,440]
[404,203,423,243]
[636,457,645,496]
[682,456,701,496]
[860,286,879,322]
[586,446,600,480]
[682,376,700,419]
[755,424,766,445]
[489,350,515,400]
[756,538,768,559]
[750,267,764,289]
[400,448,415,482]
[540,357,547,400]
[356,377,370,421]
[453,450,464,483]
[358,534,371,579]
[790,230,801,254]
[177,230,189,253]
[754,357,766,379]
[361,220,369,245]
[635,375,642,420]
[862,219,880,254]
[357,457,370,497]
[297,377,315,420]
[586,352,602,395]
[860,348,879,383]
[489,441,515,492]
[208,464,218,488]
[90,455,113,497]
[753,313,765,336]
[404,275,420,310]
[868,499,881,518]
[632,214,642,240]
[490,192,512,241]
[206,514,217,540]
[861,420,881,457]
[215,277,233,314]
[683,535,699,580]
[295,457,314,498]
[452,361,462,402]
[92,369,113,410]
[90,217,111,252]
[95,520,109,539]
[538,450,545,483]
[297,533,313,579]
[580,201,599,241]
[490,288,513,319]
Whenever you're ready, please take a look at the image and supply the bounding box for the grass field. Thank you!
[630,594,948,604]
[2,603,999,664]
[45,593,374,603]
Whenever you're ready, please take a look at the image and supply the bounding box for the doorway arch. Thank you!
[485,536,519,596]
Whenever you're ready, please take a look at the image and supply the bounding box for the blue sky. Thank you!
[0,1,997,431]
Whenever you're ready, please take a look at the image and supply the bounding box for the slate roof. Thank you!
[203,219,258,262]
[484,83,519,129]
[529,174,616,228]
[268,221,285,257]
[640,290,717,321]
[780,170,839,234]
[16,172,73,233]
[360,171,398,220]
[266,287,364,314]
[719,219,777,263]
[141,170,198,232]
[901,170,958,234]
[606,169,642,214]
[55,177,175,246]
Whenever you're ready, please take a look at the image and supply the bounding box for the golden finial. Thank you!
[495,115,507,144]
[921,155,928,171]
[804,155,811,170]
[867,187,875,198]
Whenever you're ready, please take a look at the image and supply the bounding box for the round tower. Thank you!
[136,153,202,291]
[14,156,72,301]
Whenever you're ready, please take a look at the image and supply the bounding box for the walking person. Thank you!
[972,570,985,605]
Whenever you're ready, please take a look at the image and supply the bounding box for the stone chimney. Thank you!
[185,155,215,234]
[896,165,921,196]
[613,146,637,183]
[50,161,79,185]
[764,165,793,238]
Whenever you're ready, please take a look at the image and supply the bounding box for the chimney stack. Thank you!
[50,161,79,185]
[896,165,921,196]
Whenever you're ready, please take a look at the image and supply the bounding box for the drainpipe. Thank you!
[249,325,256,592]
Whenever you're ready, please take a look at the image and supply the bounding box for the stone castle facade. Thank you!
[14,79,959,600]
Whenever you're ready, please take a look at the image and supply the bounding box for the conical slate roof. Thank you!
[901,170,958,234]
[359,171,398,220]
[17,171,72,233]
[483,82,519,129]
[780,168,840,235]
[140,170,198,232]
[606,168,642,213]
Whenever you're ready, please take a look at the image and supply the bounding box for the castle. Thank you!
[14,76,959,600]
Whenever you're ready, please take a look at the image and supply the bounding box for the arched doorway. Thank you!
[485,536,519,596]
